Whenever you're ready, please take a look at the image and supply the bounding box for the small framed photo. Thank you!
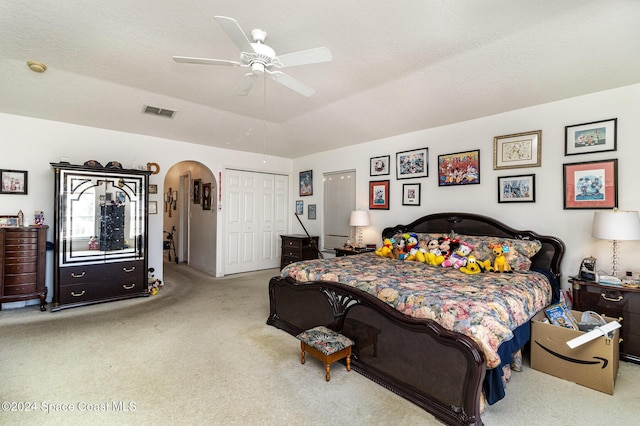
[0,215,19,227]
[148,184,158,194]
[296,200,304,215]
[299,170,313,196]
[396,148,428,179]
[563,159,617,210]
[202,183,212,210]
[565,118,617,156]
[193,178,201,204]
[493,130,542,170]
[149,201,158,215]
[369,180,390,210]
[438,150,480,186]
[402,183,421,206]
[498,174,535,203]
[308,204,317,220]
[0,169,28,195]
[370,155,390,176]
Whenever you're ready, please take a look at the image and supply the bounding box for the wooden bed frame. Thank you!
[267,212,565,426]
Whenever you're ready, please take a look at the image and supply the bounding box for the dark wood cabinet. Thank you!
[280,234,320,269]
[0,226,48,311]
[51,162,151,311]
[571,277,640,364]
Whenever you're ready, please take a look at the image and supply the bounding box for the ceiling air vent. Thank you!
[143,105,177,118]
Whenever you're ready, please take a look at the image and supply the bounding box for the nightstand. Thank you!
[280,234,320,269]
[334,247,375,257]
[570,276,640,364]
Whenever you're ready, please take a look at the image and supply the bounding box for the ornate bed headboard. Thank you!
[382,212,565,279]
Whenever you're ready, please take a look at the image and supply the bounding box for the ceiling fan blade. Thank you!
[214,16,255,53]
[269,71,315,97]
[235,73,258,96]
[173,56,242,67]
[277,47,332,68]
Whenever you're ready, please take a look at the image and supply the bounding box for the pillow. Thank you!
[453,234,542,271]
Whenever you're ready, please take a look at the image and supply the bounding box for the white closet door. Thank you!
[225,172,243,274]
[241,174,258,272]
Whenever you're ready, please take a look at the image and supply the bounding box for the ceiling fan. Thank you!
[173,16,332,97]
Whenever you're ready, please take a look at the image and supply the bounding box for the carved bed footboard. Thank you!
[267,275,486,426]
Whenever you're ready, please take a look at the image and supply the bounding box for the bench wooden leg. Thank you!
[300,342,306,364]
[325,363,331,381]
[346,354,351,372]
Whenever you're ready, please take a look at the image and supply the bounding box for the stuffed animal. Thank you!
[442,241,474,269]
[438,237,458,261]
[147,267,163,295]
[424,239,445,266]
[395,234,409,260]
[459,255,493,274]
[405,234,419,261]
[490,243,513,273]
[415,239,428,263]
[376,238,395,258]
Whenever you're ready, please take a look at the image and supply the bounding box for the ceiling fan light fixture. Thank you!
[251,62,265,74]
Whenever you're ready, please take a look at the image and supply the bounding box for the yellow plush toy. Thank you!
[376,238,395,258]
[460,255,493,274]
[490,243,513,273]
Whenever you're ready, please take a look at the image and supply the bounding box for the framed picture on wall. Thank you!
[148,184,158,194]
[565,118,617,156]
[149,201,158,214]
[396,148,428,179]
[0,169,28,195]
[498,174,535,203]
[437,150,480,186]
[308,204,317,220]
[402,183,421,206]
[193,178,201,204]
[369,180,390,210]
[299,170,313,196]
[202,183,212,210]
[296,200,304,215]
[370,155,390,176]
[493,130,541,169]
[563,159,617,209]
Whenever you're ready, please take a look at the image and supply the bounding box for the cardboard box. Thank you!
[530,309,620,394]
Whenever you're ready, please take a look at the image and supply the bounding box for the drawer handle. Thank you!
[71,272,86,278]
[123,283,136,290]
[123,267,136,273]
[71,290,86,297]
[601,293,623,302]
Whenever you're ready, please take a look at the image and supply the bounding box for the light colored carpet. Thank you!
[1,262,638,425]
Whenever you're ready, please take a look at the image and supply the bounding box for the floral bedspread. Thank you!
[281,253,552,369]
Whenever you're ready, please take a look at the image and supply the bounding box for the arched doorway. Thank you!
[163,161,217,276]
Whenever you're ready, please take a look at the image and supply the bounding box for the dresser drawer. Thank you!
[282,238,305,249]
[4,262,37,274]
[4,272,37,286]
[282,247,303,258]
[58,279,144,305]
[4,283,37,295]
[60,261,144,285]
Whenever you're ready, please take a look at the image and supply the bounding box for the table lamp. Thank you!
[591,208,640,277]
[349,210,370,248]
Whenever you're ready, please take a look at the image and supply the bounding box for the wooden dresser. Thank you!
[280,234,320,269]
[571,277,640,364]
[0,226,48,311]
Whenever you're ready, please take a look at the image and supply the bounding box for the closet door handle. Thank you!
[71,272,86,278]
[71,291,86,297]
[123,267,136,273]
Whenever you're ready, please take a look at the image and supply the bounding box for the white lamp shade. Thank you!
[592,209,640,240]
[349,210,370,227]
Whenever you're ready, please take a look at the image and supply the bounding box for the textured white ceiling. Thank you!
[1,1,639,158]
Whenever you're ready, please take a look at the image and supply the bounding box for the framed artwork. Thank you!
[370,155,390,176]
[0,169,28,195]
[202,183,212,210]
[296,200,304,215]
[149,201,158,215]
[565,118,617,156]
[402,183,421,206]
[563,159,618,210]
[148,184,158,194]
[369,180,390,210]
[308,204,317,220]
[437,149,480,186]
[299,170,313,196]
[0,216,19,227]
[498,174,535,203]
[493,130,542,169]
[193,178,201,204]
[396,148,428,179]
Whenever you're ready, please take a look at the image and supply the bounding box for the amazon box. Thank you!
[530,309,619,394]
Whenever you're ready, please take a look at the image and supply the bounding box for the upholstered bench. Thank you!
[296,326,354,381]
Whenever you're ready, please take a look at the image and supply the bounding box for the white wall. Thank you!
[292,83,640,291]
[0,113,292,307]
